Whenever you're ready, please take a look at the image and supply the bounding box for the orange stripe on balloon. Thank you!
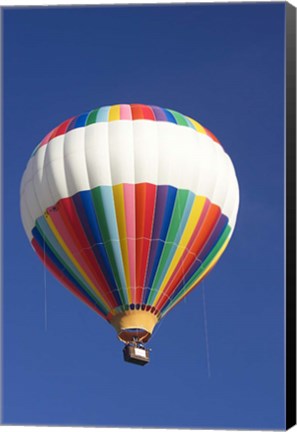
[204,127,220,144]
[131,104,145,119]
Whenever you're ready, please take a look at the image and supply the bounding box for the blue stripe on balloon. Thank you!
[143,185,177,303]
[67,113,89,132]
[163,109,177,124]
[100,186,128,303]
[96,106,110,122]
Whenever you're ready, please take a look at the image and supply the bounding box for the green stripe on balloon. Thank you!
[168,109,189,127]
[91,186,127,305]
[86,108,100,126]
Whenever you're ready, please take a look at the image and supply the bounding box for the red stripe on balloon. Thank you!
[139,104,156,120]
[32,238,106,319]
[131,104,155,120]
[50,117,75,141]
[39,117,76,148]
[135,183,157,303]
[62,198,119,308]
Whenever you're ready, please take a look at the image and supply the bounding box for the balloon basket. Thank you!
[123,343,150,366]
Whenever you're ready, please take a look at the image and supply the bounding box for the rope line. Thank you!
[43,237,48,331]
[202,282,211,378]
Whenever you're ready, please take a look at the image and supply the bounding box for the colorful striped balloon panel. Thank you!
[31,183,231,322]
[31,104,221,157]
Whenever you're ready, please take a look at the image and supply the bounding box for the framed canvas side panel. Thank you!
[286,2,296,429]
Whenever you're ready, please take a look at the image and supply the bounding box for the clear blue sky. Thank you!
[3,3,285,429]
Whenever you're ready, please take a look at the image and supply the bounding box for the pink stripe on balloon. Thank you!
[120,104,132,120]
[39,126,59,149]
[123,184,136,301]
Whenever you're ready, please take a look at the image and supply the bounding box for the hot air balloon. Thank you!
[20,103,239,365]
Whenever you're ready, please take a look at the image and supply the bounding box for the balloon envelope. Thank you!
[20,104,239,342]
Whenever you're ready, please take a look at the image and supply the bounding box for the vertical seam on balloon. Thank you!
[215,152,232,228]
[141,121,159,305]
[21,197,34,240]
[60,131,114,311]
[107,120,129,305]
[170,189,188,309]
[113,184,131,300]
[82,127,122,309]
[21,162,38,236]
[41,134,88,301]
[31,136,58,233]
[23,181,42,241]
[32,168,46,221]
[131,119,137,304]
[207,138,221,207]
[221,154,239,229]
[82,123,117,313]
[41,135,57,217]
[147,187,180,305]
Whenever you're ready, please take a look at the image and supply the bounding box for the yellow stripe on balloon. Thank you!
[112,184,132,303]
[45,213,113,313]
[108,104,121,122]
[187,116,207,134]
[153,196,206,305]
